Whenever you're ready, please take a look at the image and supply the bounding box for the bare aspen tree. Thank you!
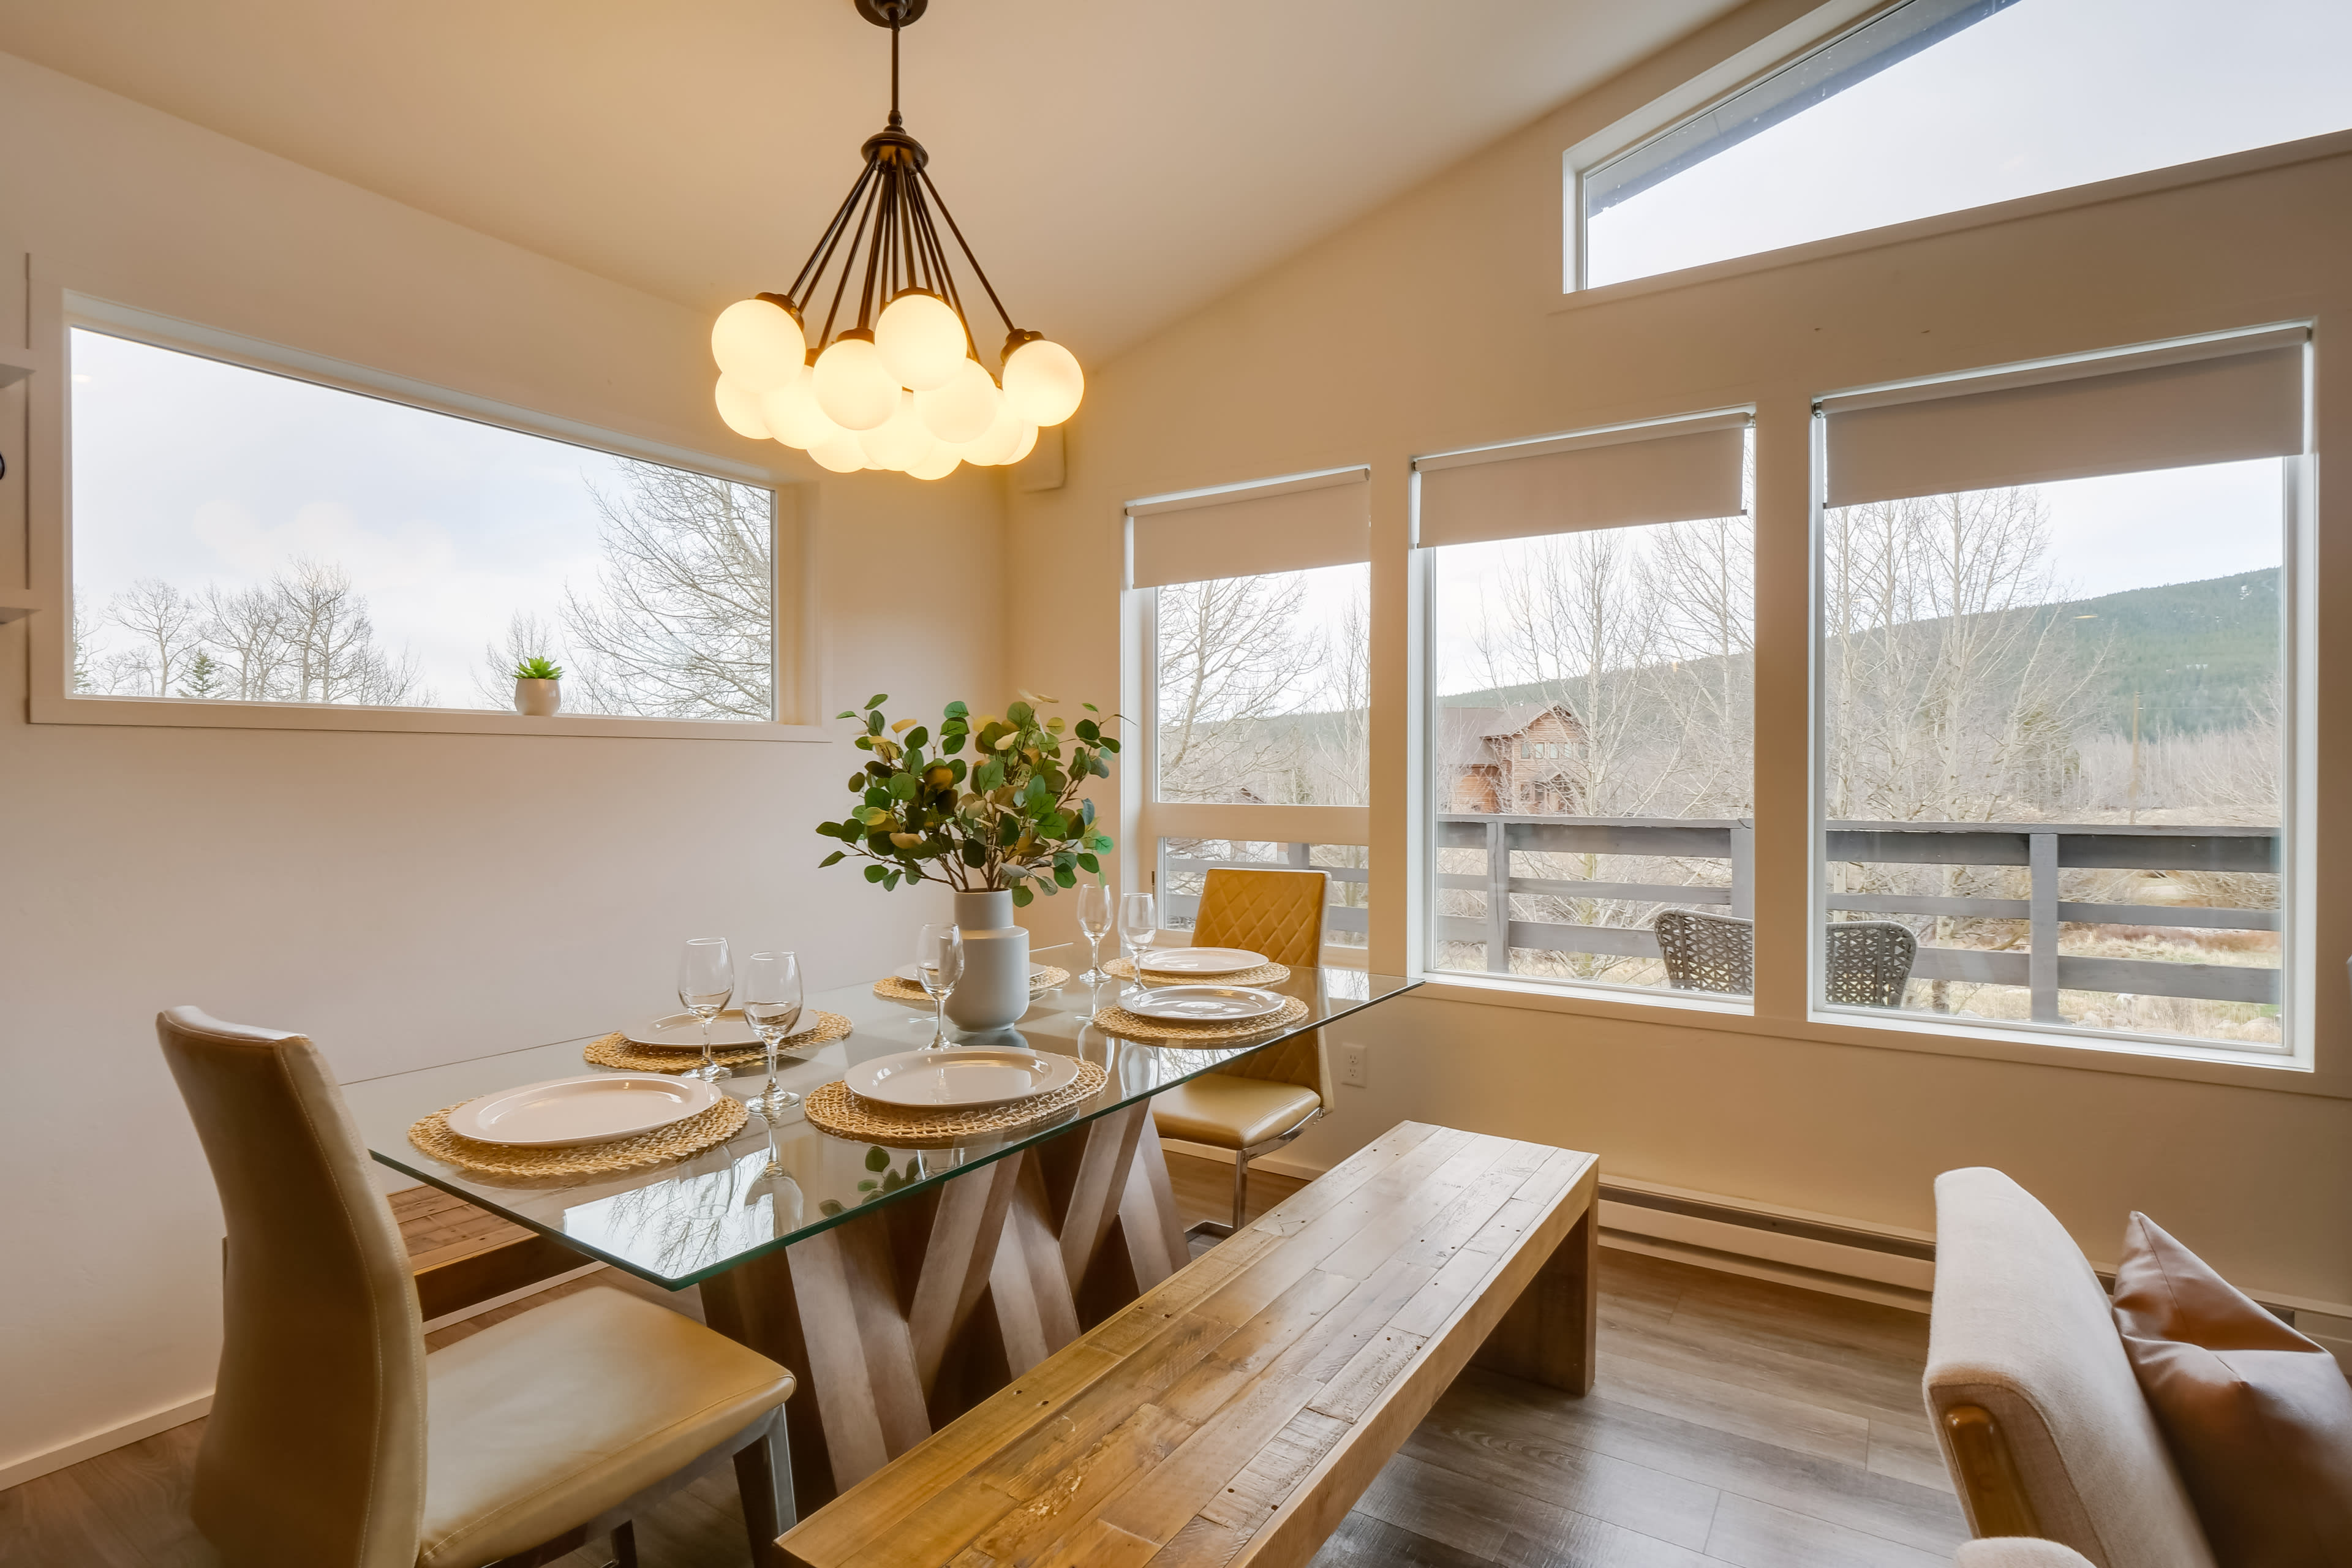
[1152,572,1325,801]
[105,578,205,697]
[561,467,772,720]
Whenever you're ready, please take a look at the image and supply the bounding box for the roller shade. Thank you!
[1822,330,2307,508]
[1128,468,1369,589]
[1414,413,1747,549]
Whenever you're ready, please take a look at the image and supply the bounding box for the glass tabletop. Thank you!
[346,946,1418,1288]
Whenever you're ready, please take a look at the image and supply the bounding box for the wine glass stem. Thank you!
[933,995,946,1045]
[701,1014,715,1076]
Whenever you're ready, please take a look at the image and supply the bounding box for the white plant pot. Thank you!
[943,888,1031,1031]
[513,677,560,717]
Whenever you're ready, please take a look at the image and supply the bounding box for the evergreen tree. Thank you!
[178,647,224,699]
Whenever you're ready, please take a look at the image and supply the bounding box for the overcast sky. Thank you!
[71,328,663,706]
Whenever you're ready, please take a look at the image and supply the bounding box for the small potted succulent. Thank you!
[512,655,563,717]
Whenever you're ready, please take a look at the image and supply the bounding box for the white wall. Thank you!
[0,50,1007,1474]
[1010,0,2352,1310]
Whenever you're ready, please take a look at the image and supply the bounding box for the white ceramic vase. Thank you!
[513,677,560,717]
[943,889,1031,1031]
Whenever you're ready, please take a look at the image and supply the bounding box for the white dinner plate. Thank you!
[1119,985,1289,1023]
[1136,946,1268,976]
[845,1047,1082,1109]
[446,1074,722,1148]
[623,1009,761,1049]
[892,963,1054,986]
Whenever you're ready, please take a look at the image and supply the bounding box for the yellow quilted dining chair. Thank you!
[1150,868,1331,1238]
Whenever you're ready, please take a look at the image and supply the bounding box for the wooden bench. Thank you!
[393,1184,586,1320]
[775,1120,1597,1568]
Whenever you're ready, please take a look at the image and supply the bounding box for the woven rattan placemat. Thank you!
[582,1010,854,1074]
[407,1094,748,1181]
[1090,993,1311,1042]
[801,1058,1109,1145]
[1104,957,1292,987]
[870,966,1071,1003]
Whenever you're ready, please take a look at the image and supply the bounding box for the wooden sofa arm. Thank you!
[1943,1404,2041,1539]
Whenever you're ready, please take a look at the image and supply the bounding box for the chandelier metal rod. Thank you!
[915,167,1017,340]
[819,168,882,347]
[787,156,879,307]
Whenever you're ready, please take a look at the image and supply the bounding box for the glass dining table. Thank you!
[344,946,1419,1516]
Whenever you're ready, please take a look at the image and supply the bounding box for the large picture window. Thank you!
[1815,330,2306,1050]
[68,326,778,722]
[1418,414,1755,994]
[1581,0,2352,290]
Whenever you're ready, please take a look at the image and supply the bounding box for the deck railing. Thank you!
[1434,814,2279,1020]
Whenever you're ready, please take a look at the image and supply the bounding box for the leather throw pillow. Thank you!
[2112,1212,2352,1567]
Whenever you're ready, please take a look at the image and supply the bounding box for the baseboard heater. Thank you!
[1597,1182,2296,1325]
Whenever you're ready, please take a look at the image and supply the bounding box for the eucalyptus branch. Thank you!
[815,691,1121,906]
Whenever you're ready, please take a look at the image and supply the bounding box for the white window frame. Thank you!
[1123,469,1374,968]
[1803,325,2318,1071]
[20,273,824,742]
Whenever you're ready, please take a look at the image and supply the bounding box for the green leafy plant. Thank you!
[815,690,1118,908]
[819,1146,922,1216]
[513,655,564,681]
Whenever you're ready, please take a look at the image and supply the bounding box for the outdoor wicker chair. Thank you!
[1653,908,1917,1007]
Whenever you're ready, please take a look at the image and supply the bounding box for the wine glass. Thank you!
[739,951,804,1137]
[676,937,733,1082]
[1077,881,1115,982]
[914,924,963,1046]
[1118,892,1158,974]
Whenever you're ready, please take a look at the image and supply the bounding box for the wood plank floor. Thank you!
[0,1152,1966,1568]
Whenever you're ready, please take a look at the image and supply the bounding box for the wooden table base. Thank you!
[698,1102,1191,1515]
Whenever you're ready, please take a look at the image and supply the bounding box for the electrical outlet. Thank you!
[1339,1045,1368,1087]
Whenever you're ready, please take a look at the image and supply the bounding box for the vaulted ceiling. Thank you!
[0,1,1740,361]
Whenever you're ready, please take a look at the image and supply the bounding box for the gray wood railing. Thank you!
[1433,815,2280,1020]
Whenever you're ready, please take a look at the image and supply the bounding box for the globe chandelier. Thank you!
[708,0,1084,479]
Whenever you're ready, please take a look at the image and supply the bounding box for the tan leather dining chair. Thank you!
[158,1006,799,1568]
[1150,868,1331,1238]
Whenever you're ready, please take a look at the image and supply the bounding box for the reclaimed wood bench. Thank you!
[775,1120,1598,1568]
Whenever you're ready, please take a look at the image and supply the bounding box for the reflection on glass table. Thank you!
[343,946,1417,1287]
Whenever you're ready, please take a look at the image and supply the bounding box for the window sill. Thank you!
[1412,974,2340,1099]
[28,691,833,743]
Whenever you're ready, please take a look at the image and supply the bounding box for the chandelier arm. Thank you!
[854,173,889,333]
[894,166,921,299]
[906,183,978,359]
[916,168,1017,337]
[792,156,881,313]
[820,167,884,347]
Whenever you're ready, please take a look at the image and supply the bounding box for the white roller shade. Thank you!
[1128,468,1369,589]
[1414,413,1747,549]
[1822,330,2307,508]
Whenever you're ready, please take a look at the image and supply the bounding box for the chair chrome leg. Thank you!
[1231,1148,1250,1231]
[609,1519,639,1568]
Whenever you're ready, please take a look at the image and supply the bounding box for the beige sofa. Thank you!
[1924,1167,2217,1568]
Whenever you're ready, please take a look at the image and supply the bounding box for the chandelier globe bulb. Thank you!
[956,395,1024,466]
[813,331,901,431]
[1001,334,1084,426]
[859,389,941,470]
[875,290,969,391]
[808,426,870,473]
[905,443,963,481]
[714,374,771,439]
[1004,421,1039,466]
[916,358,1000,445]
[758,365,842,450]
[711,298,806,393]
